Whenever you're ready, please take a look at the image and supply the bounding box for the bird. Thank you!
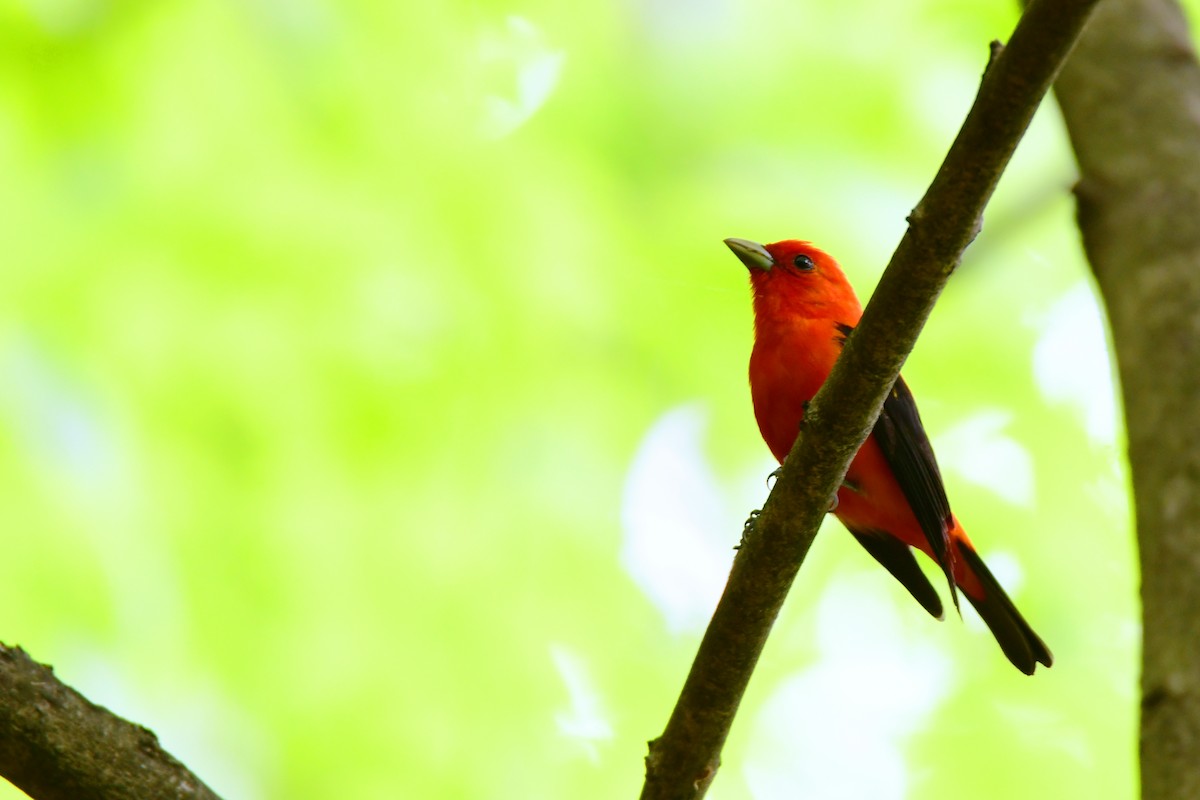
[725,236,1052,674]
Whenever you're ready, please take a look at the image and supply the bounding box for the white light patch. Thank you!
[4,338,186,650]
[477,16,565,140]
[933,409,1035,507]
[620,405,733,633]
[1032,283,1117,444]
[550,644,612,761]
[743,575,952,799]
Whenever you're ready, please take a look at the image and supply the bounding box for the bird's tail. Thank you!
[955,539,1053,675]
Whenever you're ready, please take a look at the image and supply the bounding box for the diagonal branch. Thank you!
[0,643,223,800]
[639,0,1101,797]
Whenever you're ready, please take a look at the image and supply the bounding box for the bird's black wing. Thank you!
[836,323,958,610]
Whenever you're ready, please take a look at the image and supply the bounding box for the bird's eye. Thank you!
[793,254,815,271]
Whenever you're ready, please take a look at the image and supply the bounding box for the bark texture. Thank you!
[0,644,222,800]
[1051,0,1200,796]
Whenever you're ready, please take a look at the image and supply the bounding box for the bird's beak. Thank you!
[724,237,774,272]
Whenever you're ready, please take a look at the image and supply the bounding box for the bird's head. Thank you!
[724,237,862,321]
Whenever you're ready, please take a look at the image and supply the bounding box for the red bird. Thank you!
[726,237,1052,674]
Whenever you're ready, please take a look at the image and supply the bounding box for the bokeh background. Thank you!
[0,0,1164,797]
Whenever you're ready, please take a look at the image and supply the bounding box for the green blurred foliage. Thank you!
[0,0,1182,797]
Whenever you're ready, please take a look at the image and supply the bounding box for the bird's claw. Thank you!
[766,466,783,490]
[737,509,762,550]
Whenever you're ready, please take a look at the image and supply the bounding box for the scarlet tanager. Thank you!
[726,237,1052,674]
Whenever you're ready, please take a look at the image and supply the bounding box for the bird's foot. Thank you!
[737,509,762,550]
[765,466,783,490]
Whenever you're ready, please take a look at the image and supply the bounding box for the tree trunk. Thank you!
[1051,0,1200,796]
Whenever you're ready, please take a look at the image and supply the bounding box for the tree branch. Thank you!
[0,643,222,800]
[1048,0,1200,797]
[639,0,1100,797]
